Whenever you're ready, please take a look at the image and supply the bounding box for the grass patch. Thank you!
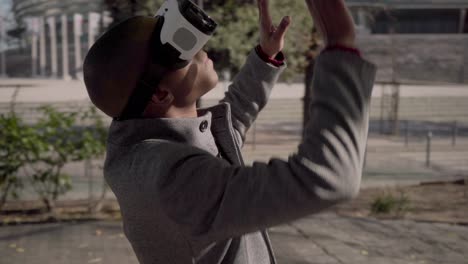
[371,190,410,215]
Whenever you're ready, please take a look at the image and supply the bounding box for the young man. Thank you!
[83,0,376,263]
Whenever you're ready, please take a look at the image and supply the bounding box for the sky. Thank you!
[0,0,11,17]
[0,0,11,51]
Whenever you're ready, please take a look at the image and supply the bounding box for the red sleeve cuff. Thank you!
[255,45,285,67]
[323,44,362,57]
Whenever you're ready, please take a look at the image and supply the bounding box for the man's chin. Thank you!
[201,78,219,96]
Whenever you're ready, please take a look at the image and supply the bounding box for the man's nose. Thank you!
[195,50,206,60]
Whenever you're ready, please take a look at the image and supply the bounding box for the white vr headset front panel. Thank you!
[156,0,212,61]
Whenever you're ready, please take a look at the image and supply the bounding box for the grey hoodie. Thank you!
[104,49,377,264]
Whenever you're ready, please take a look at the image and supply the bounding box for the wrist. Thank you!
[323,44,361,57]
[259,45,277,59]
[327,38,357,49]
[255,45,285,67]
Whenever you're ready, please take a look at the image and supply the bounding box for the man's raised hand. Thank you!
[305,0,356,48]
[257,0,291,59]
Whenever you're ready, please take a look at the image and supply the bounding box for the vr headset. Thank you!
[151,0,218,70]
[119,0,217,119]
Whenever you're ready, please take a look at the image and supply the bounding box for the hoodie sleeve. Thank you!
[156,51,377,253]
[220,49,286,146]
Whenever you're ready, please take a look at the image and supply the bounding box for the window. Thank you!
[372,9,461,34]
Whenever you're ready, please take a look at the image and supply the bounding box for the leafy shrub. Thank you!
[105,0,317,80]
[0,106,107,212]
[0,113,36,210]
[206,0,314,80]
[371,191,410,215]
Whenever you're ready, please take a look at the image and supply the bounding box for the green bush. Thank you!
[371,191,410,215]
[0,113,34,210]
[105,0,316,80]
[206,0,314,80]
[0,106,107,212]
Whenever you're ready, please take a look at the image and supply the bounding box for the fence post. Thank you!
[426,131,432,167]
[380,85,385,134]
[252,122,257,151]
[85,159,93,209]
[452,121,458,147]
[405,120,409,147]
[363,149,367,168]
[9,85,20,113]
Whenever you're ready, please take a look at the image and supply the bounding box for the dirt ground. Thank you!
[333,179,468,225]
[1,179,468,226]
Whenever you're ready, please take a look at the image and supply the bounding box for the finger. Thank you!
[273,16,291,40]
[320,0,340,34]
[333,0,356,31]
[307,1,328,42]
[312,0,354,44]
[270,25,276,34]
[316,1,332,36]
[258,0,272,30]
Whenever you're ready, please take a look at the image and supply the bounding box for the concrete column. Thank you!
[459,9,466,34]
[358,8,365,25]
[88,12,101,49]
[0,17,7,78]
[0,49,6,78]
[31,34,38,76]
[61,15,71,80]
[73,13,83,79]
[464,36,468,84]
[39,17,46,77]
[357,8,370,34]
[26,17,40,77]
[47,16,58,78]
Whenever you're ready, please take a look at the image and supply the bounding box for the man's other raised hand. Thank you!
[257,0,291,59]
[305,0,356,48]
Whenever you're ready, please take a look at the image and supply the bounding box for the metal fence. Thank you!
[1,82,468,206]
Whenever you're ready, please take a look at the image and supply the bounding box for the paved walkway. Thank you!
[1,78,468,104]
[1,213,467,264]
[11,119,468,201]
[1,78,468,264]
[9,130,466,201]
[241,129,468,188]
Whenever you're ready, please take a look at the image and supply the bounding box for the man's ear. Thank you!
[150,88,174,105]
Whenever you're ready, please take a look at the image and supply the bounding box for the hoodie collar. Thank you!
[107,110,219,156]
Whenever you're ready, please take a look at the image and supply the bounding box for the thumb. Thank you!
[273,16,291,40]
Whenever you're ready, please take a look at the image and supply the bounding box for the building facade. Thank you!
[347,0,468,84]
[8,0,108,78]
[13,0,101,19]
[348,0,468,34]
[5,0,468,83]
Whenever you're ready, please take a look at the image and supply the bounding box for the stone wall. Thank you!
[357,34,468,84]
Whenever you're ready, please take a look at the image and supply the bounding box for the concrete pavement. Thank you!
[1,78,468,264]
[1,213,467,264]
[9,112,468,201]
[1,78,468,104]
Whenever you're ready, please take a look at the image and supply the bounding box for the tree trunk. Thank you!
[131,0,137,16]
[302,28,320,139]
[0,182,13,212]
[42,197,55,213]
[302,59,315,138]
[52,170,61,201]
[89,181,109,214]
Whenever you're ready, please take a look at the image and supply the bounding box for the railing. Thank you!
[1,83,467,206]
